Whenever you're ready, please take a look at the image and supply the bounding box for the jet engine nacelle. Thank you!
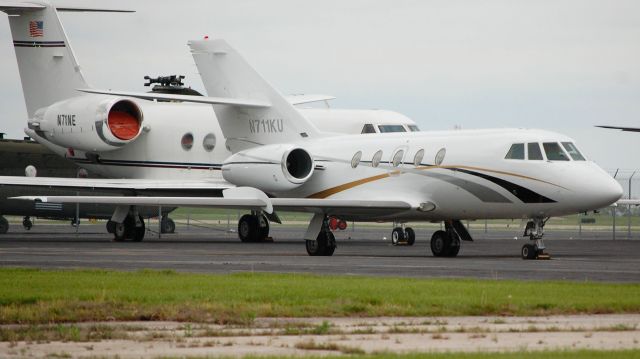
[31,95,144,152]
[222,144,315,193]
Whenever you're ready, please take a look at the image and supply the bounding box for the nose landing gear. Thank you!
[521,217,550,260]
[391,224,415,246]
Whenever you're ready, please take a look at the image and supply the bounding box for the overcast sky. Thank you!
[0,0,638,173]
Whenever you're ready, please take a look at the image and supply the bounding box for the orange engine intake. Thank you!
[108,110,140,140]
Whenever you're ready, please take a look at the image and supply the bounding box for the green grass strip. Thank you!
[1,268,639,324]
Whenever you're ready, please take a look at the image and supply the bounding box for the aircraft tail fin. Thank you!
[1,1,132,118]
[189,39,322,153]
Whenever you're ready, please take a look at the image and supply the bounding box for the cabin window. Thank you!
[561,142,586,161]
[361,124,376,134]
[202,133,216,152]
[527,143,543,160]
[543,142,570,161]
[372,150,383,167]
[378,125,406,133]
[435,148,446,165]
[413,149,425,166]
[408,125,420,132]
[351,151,362,168]
[505,143,525,160]
[392,150,404,167]
[181,133,194,151]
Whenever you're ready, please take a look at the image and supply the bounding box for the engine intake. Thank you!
[283,148,314,184]
[222,144,315,193]
[32,95,144,152]
[108,100,142,141]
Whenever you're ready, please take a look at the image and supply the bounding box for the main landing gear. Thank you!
[22,216,33,230]
[430,220,473,257]
[306,220,336,256]
[238,212,270,242]
[107,209,146,242]
[160,215,176,234]
[0,216,8,234]
[521,217,550,260]
[391,224,415,246]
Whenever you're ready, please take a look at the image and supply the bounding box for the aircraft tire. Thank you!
[306,231,336,256]
[113,222,127,242]
[258,214,270,242]
[0,216,8,234]
[445,236,460,257]
[430,230,449,257]
[405,227,416,246]
[305,239,324,256]
[521,244,537,260]
[391,227,404,245]
[322,231,336,256]
[161,217,176,234]
[238,214,259,242]
[131,215,145,242]
[22,217,32,230]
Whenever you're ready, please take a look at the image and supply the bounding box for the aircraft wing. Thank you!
[270,198,411,214]
[617,199,640,206]
[12,193,413,216]
[0,176,232,195]
[78,89,270,108]
[596,125,640,132]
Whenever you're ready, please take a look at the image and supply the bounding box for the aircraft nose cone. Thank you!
[594,175,623,208]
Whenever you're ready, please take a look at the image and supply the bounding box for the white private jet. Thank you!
[0,1,420,240]
[10,33,624,259]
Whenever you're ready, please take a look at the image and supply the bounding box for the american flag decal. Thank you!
[29,20,43,37]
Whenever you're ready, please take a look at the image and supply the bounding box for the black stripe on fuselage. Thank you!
[72,158,223,170]
[451,168,556,203]
[13,40,66,47]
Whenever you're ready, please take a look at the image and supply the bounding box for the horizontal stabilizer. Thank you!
[56,7,134,13]
[0,3,45,11]
[0,3,133,12]
[286,94,336,106]
[78,89,271,108]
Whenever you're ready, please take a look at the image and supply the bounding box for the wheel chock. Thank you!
[536,253,551,260]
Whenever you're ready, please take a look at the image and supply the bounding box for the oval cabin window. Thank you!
[351,151,362,168]
[181,133,194,151]
[372,150,383,167]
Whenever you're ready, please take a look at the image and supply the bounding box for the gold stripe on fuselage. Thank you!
[307,165,564,199]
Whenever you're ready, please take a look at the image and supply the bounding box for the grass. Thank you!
[0,268,639,324]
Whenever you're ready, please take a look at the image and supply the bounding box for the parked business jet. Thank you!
[0,1,418,238]
[11,35,624,259]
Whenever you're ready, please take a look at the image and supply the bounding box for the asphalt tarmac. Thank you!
[0,223,639,282]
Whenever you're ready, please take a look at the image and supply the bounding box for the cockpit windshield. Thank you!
[543,142,570,161]
[378,125,407,133]
[561,142,586,161]
[505,141,586,161]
